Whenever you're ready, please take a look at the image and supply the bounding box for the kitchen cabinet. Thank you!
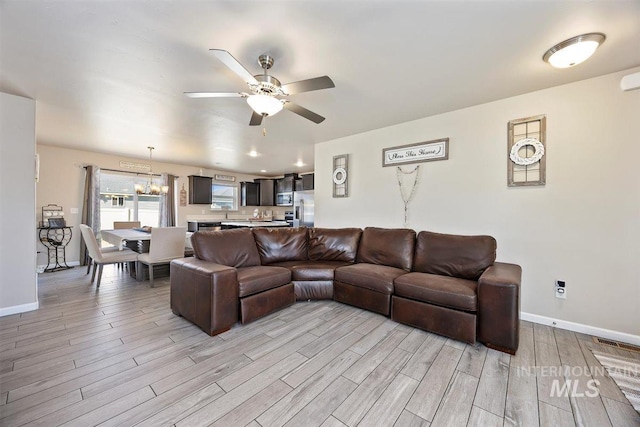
[255,179,275,206]
[241,181,259,206]
[276,173,297,194]
[188,175,212,204]
[295,173,314,191]
[302,173,314,190]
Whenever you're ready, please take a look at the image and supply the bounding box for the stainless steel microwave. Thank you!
[276,192,293,206]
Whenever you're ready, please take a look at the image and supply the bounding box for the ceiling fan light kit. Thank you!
[247,94,283,117]
[543,33,605,68]
[186,49,335,126]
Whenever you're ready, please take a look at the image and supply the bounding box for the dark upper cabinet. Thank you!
[276,175,295,194]
[302,173,314,190]
[255,179,275,206]
[188,175,212,204]
[294,173,314,191]
[241,181,259,206]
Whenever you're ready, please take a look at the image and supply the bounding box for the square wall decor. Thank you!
[508,115,546,186]
[332,154,349,197]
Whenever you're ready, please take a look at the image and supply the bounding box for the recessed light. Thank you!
[543,33,605,68]
[295,160,305,167]
[260,169,267,173]
[248,150,259,157]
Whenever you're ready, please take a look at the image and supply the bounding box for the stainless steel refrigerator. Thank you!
[293,190,314,227]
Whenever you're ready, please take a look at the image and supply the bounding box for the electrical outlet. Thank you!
[555,280,566,299]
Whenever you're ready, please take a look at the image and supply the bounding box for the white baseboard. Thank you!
[0,301,39,317]
[521,312,640,347]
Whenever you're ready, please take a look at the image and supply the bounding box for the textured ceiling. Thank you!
[1,0,639,175]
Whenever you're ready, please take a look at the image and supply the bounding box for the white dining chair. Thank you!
[79,224,139,288]
[137,227,187,287]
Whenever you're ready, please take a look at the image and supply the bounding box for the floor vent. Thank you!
[593,337,640,353]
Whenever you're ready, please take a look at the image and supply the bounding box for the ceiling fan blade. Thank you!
[283,102,326,124]
[249,111,264,126]
[210,49,258,85]
[281,76,335,95]
[184,92,245,98]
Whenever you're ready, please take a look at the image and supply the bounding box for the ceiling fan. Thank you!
[185,49,335,126]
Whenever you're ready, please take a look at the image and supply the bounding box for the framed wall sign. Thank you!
[214,174,236,182]
[507,115,546,187]
[119,161,151,172]
[382,138,449,167]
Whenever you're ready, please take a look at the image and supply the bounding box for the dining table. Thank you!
[100,228,152,251]
[100,228,194,253]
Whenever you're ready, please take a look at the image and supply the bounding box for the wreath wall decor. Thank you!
[507,115,546,186]
[510,138,545,166]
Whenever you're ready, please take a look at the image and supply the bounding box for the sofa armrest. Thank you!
[477,262,522,354]
[170,258,239,336]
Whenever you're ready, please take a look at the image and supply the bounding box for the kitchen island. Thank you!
[221,220,290,229]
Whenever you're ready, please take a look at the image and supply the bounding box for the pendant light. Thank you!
[134,146,168,195]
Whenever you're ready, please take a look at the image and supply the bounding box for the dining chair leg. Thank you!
[148,264,154,288]
[96,264,104,288]
[86,259,92,275]
[91,263,98,283]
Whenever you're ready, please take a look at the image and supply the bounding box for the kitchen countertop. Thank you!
[221,220,290,228]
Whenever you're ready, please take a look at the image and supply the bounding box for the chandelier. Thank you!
[134,146,168,195]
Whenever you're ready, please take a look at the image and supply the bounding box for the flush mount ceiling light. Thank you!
[543,33,605,68]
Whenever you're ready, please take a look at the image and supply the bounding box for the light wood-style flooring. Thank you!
[0,266,638,426]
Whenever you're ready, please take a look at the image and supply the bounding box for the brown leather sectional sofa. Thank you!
[170,226,522,354]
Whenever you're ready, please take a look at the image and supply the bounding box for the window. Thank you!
[99,171,161,229]
[111,196,125,207]
[211,184,238,211]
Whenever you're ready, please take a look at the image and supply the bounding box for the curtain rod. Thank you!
[83,166,179,178]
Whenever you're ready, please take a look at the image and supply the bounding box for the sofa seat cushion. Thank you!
[335,263,406,294]
[270,260,351,281]
[394,272,477,312]
[236,266,291,298]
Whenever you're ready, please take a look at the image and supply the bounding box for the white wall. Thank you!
[0,93,38,315]
[315,68,640,337]
[35,145,287,266]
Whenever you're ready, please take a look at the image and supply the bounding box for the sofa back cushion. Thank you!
[252,227,308,264]
[191,228,261,268]
[308,228,362,262]
[413,231,496,280]
[356,227,416,271]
